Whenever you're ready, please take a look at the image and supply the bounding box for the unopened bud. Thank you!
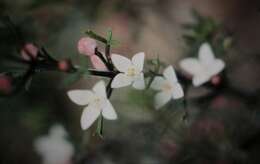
[21,43,38,61]
[211,75,221,86]
[58,59,73,72]
[77,37,97,56]
[0,75,12,94]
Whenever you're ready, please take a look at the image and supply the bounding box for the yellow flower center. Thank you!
[127,67,136,77]
[93,96,106,109]
[94,97,101,103]
[162,82,173,92]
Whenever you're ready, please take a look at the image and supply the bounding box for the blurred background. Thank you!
[0,0,260,164]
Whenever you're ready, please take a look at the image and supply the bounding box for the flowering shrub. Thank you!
[1,12,260,164]
[0,22,229,136]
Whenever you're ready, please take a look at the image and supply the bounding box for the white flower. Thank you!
[67,80,117,130]
[34,124,74,164]
[179,43,225,87]
[151,66,184,109]
[111,52,145,90]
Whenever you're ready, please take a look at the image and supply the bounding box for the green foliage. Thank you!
[183,10,232,57]
[127,89,154,108]
[85,29,120,47]
[183,10,219,43]
[146,57,166,69]
[106,29,120,47]
[145,57,165,89]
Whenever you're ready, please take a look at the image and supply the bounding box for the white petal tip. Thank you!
[108,115,118,120]
[111,81,125,89]
[132,84,145,90]
[192,79,203,87]
[80,124,88,130]
[135,52,145,57]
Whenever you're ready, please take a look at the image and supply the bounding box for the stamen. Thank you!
[162,82,173,92]
[127,67,136,77]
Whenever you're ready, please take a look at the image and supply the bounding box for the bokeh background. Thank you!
[0,0,260,164]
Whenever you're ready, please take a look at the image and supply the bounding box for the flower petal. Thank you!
[150,76,165,90]
[80,105,101,130]
[154,91,172,109]
[163,66,178,83]
[132,73,145,90]
[111,54,132,72]
[93,80,107,98]
[172,83,184,99]
[179,58,203,76]
[208,59,225,76]
[198,43,215,66]
[34,137,48,155]
[102,100,117,120]
[67,90,94,106]
[111,73,132,88]
[132,52,145,71]
[192,74,210,87]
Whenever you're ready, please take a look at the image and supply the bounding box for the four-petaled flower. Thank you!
[67,81,117,130]
[179,43,225,87]
[111,52,145,90]
[151,66,184,109]
[34,124,75,164]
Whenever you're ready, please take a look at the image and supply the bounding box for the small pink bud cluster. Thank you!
[58,59,73,72]
[77,37,107,71]
[211,75,221,86]
[21,43,38,61]
[0,75,12,94]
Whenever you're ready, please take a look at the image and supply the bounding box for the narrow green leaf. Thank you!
[110,39,120,47]
[106,29,120,47]
[106,29,113,43]
[85,30,107,44]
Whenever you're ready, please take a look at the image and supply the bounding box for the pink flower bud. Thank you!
[58,59,73,72]
[90,55,107,71]
[77,37,97,56]
[58,60,70,72]
[211,75,221,86]
[0,75,12,94]
[21,43,38,61]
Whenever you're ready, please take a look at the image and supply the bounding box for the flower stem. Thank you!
[87,69,117,78]
[105,44,113,69]
[96,116,104,138]
[95,49,112,70]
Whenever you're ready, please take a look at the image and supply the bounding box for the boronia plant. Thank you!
[2,16,250,138]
